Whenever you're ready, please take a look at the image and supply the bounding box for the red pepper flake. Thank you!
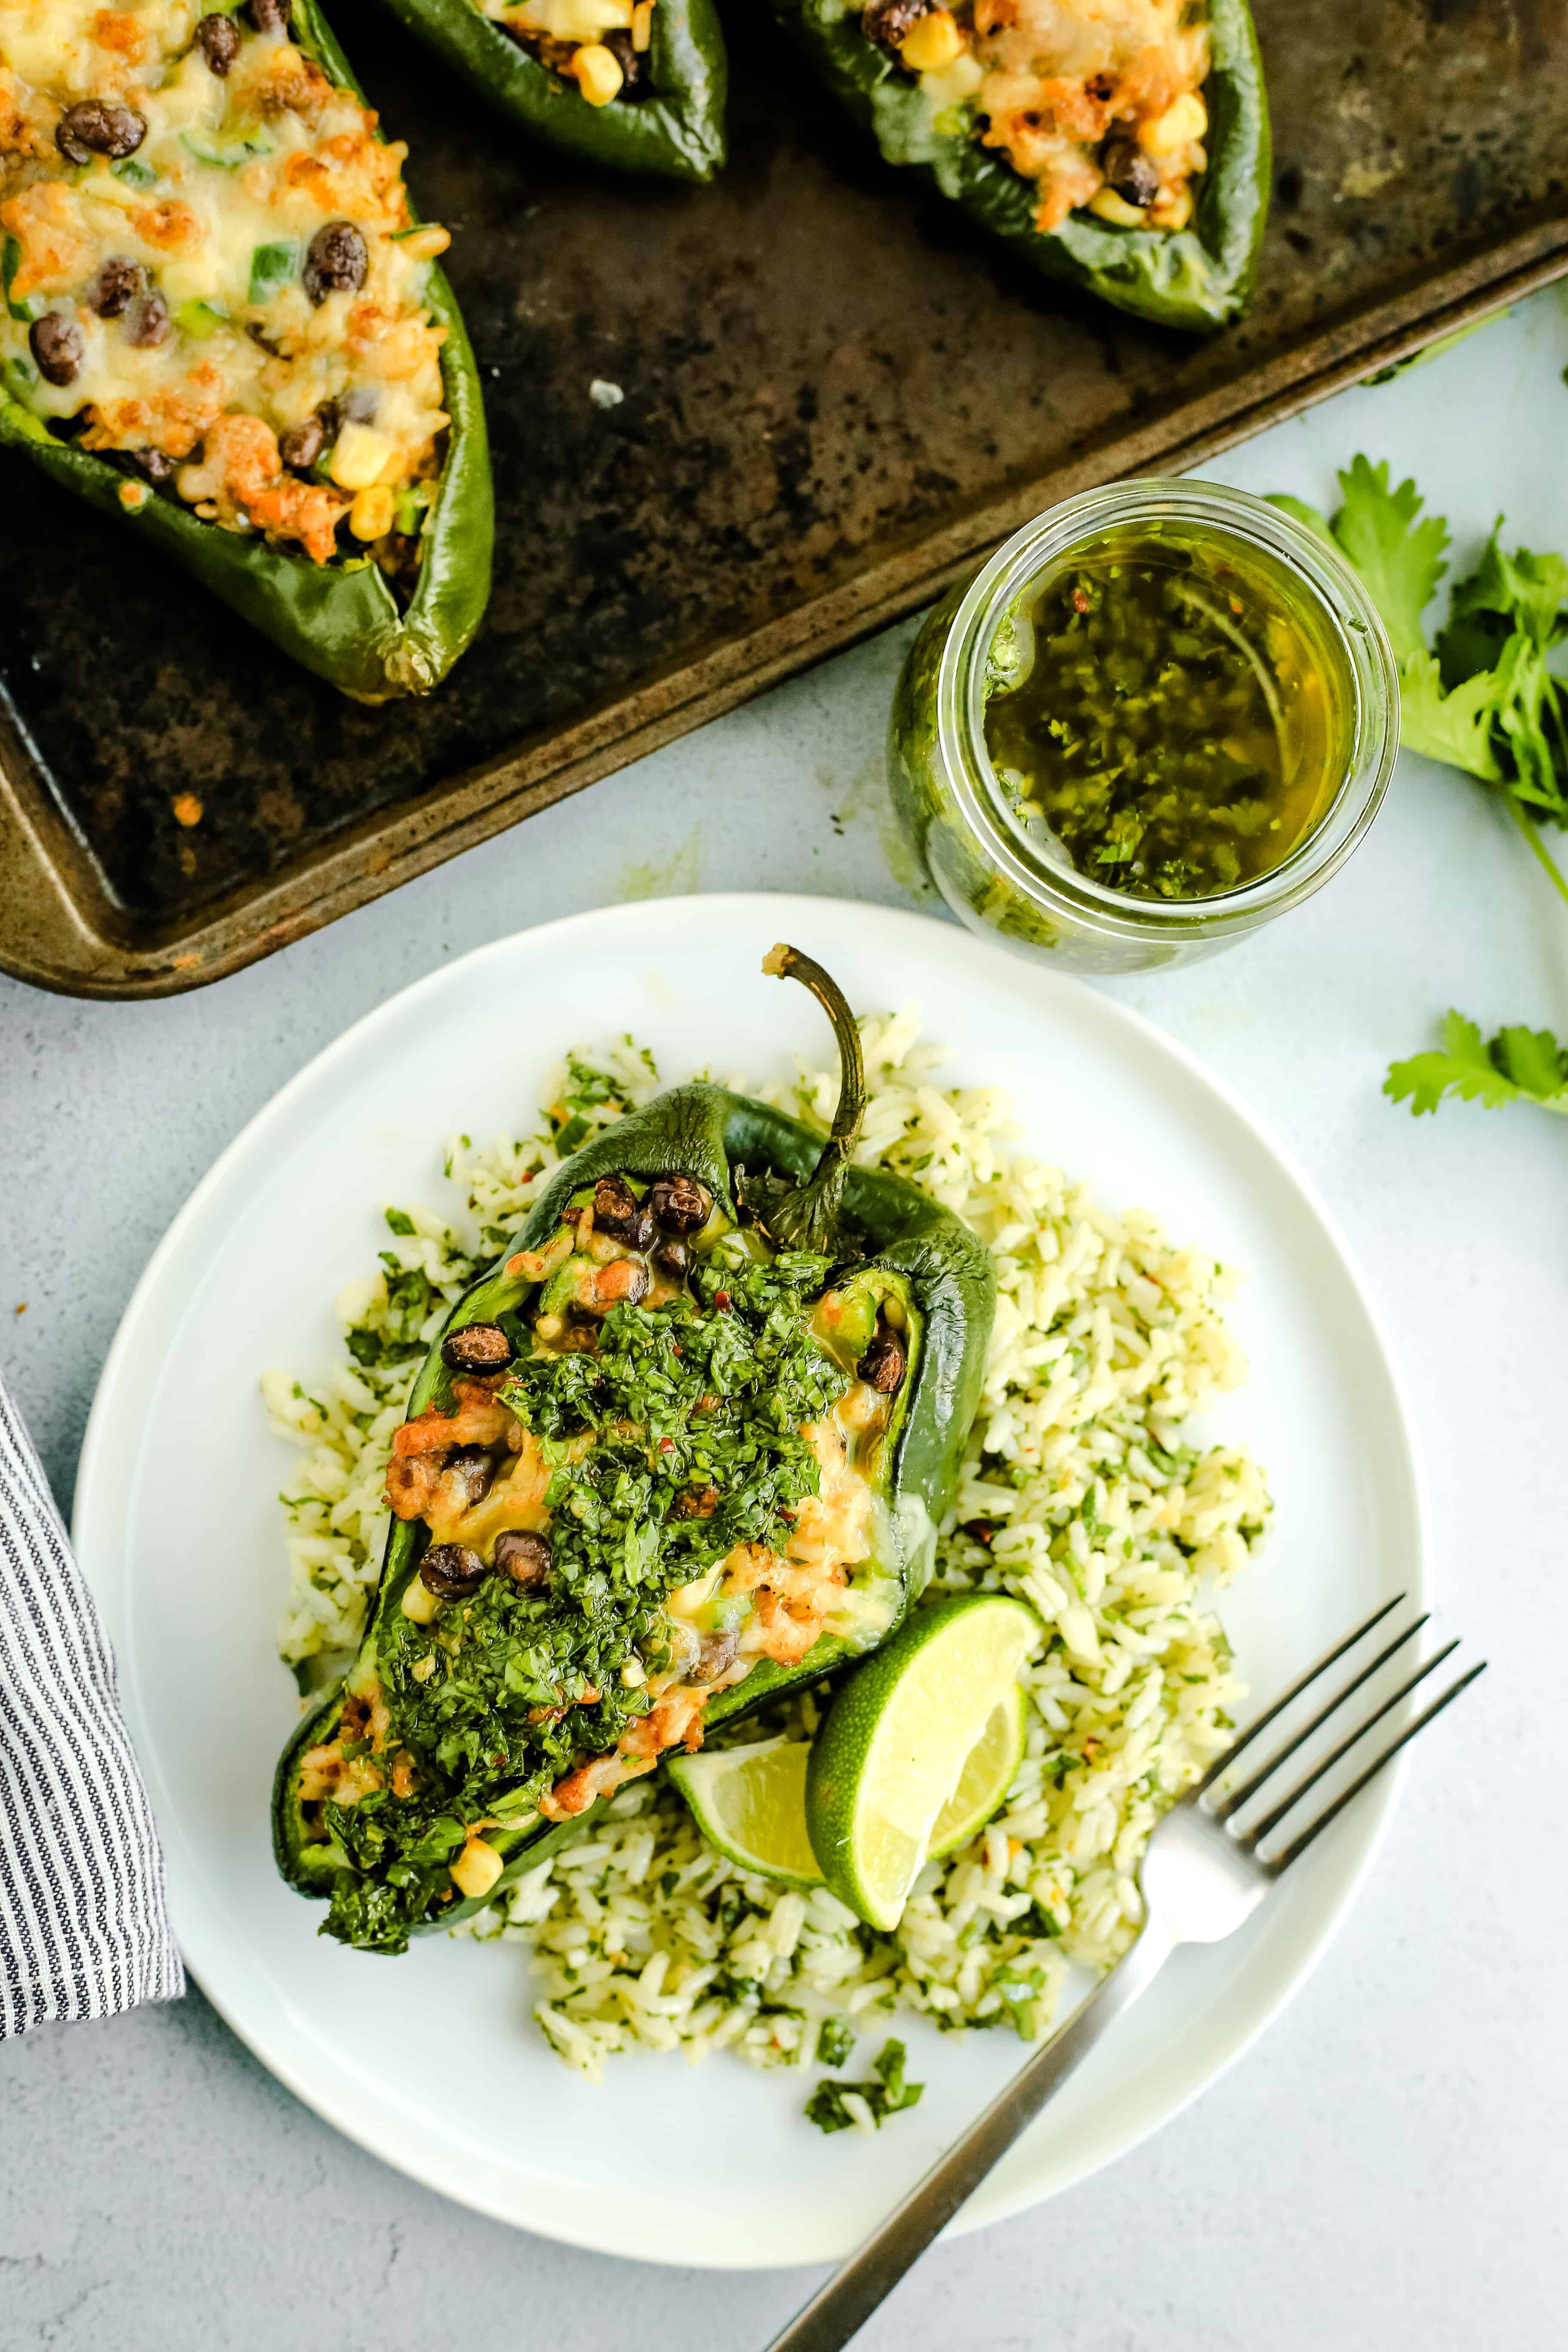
[658,1436,675,1453]
[1071,588,1091,615]
[714,1288,731,1310]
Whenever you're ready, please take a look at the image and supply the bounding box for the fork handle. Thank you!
[766,1924,1176,2352]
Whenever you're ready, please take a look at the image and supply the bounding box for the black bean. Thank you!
[860,0,933,56]
[246,0,291,28]
[602,28,644,96]
[441,1322,514,1375]
[303,220,367,306]
[1099,135,1159,209]
[651,1237,688,1280]
[649,1175,711,1235]
[688,1628,740,1685]
[494,1530,552,1590]
[447,1446,496,1507]
[195,12,241,74]
[111,446,176,487]
[124,290,169,348]
[87,256,145,318]
[55,100,146,163]
[28,314,83,387]
[279,413,325,473]
[418,1543,489,1599]
[857,1332,906,1394]
[586,1173,654,1249]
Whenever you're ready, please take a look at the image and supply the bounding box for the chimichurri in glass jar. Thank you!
[885,479,1400,976]
[982,525,1349,901]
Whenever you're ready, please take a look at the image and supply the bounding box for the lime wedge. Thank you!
[928,1682,1029,1859]
[805,1595,1038,1929]
[665,1737,824,1889]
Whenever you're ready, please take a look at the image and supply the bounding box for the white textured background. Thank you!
[1,291,1564,2349]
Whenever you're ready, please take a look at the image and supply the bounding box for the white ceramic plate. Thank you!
[74,895,1424,2268]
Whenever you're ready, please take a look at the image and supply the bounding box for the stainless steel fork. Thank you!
[767,1597,1484,2352]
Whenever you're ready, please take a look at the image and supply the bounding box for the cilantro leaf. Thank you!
[1385,1011,1568,1117]
[1329,456,1451,666]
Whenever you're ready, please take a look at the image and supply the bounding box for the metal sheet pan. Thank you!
[4,0,1566,996]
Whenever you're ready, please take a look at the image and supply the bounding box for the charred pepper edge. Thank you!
[766,0,1270,334]
[271,1081,994,1941]
[0,0,493,701]
[370,0,728,183]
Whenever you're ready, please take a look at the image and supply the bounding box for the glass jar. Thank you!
[887,478,1400,975]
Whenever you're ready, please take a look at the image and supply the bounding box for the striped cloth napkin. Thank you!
[0,1371,183,2037]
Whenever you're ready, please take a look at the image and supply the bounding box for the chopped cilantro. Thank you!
[816,2013,855,2068]
[805,2040,924,2135]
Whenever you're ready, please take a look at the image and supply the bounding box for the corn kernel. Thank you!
[450,1836,503,1900]
[632,0,653,49]
[330,420,394,492]
[900,9,963,73]
[350,484,396,541]
[1148,187,1194,232]
[395,224,451,262]
[574,42,625,105]
[1140,92,1207,157]
[402,1577,440,1623]
[1088,186,1149,229]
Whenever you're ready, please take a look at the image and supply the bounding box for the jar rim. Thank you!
[936,478,1402,942]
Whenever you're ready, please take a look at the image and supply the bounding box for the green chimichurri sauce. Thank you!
[982,525,1351,901]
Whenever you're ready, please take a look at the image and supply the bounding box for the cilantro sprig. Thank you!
[1271,457,1568,1118]
[1385,1012,1568,1118]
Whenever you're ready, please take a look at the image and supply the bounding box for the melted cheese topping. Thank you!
[479,0,656,106]
[0,1,450,567]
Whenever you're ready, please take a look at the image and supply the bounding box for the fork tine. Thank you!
[1191,1592,1406,1800]
[1263,1661,1487,1874]
[1233,1639,1460,1847]
[1212,1616,1431,1823]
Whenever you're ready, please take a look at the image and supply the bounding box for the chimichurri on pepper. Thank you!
[983,524,1353,901]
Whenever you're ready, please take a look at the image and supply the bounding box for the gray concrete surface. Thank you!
[1,299,1565,2351]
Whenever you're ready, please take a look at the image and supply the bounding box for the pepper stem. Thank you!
[758,943,867,1253]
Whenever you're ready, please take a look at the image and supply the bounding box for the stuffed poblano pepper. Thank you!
[273,945,995,1953]
[769,0,1269,333]
[0,0,491,698]
[371,0,726,182]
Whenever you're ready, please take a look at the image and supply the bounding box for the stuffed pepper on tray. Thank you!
[770,0,1270,332]
[0,0,490,696]
[274,947,995,1953]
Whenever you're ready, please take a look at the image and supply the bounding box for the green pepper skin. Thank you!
[769,0,1270,334]
[372,0,727,183]
[0,1,492,700]
[273,1081,994,1943]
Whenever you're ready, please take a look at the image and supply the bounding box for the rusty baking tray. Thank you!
[5,0,1568,997]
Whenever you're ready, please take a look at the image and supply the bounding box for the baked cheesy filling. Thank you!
[477,0,658,110]
[295,1169,913,1921]
[860,0,1210,236]
[0,0,450,572]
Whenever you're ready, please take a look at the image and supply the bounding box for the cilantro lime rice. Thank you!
[264,1012,1268,2103]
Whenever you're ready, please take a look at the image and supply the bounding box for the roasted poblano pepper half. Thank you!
[768,0,1270,334]
[273,945,995,1951]
[371,0,727,183]
[0,1,492,700]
